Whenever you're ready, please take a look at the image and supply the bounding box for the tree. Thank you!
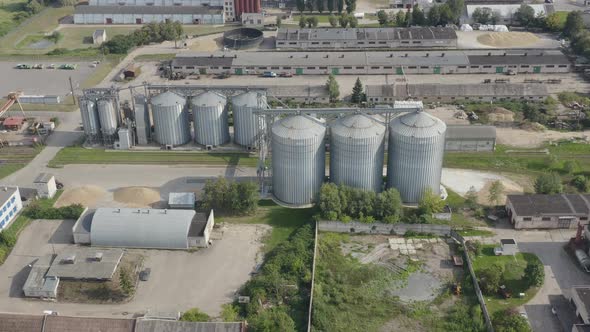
[307,16,319,27]
[25,0,43,14]
[545,12,566,32]
[564,160,578,174]
[478,264,503,295]
[439,4,454,25]
[534,173,563,194]
[316,0,324,13]
[515,4,535,27]
[350,77,364,104]
[564,11,584,38]
[329,14,338,27]
[57,0,77,6]
[445,0,464,23]
[201,178,258,215]
[337,0,344,13]
[404,9,412,27]
[465,186,478,209]
[326,74,340,102]
[248,307,296,332]
[573,175,589,192]
[101,34,136,54]
[319,183,342,220]
[377,10,389,26]
[492,309,532,332]
[524,262,544,288]
[472,7,491,24]
[349,15,358,27]
[299,15,307,28]
[375,188,403,222]
[395,10,406,27]
[418,187,445,215]
[427,5,441,26]
[490,11,501,25]
[488,180,504,206]
[296,0,305,12]
[412,5,426,26]
[306,0,314,12]
[345,0,355,14]
[276,16,282,28]
[339,14,349,28]
[327,0,334,12]
[180,308,210,322]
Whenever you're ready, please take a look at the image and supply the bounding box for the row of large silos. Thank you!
[79,97,120,143]
[271,111,446,206]
[147,90,266,147]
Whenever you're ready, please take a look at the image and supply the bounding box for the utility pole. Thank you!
[69,76,76,105]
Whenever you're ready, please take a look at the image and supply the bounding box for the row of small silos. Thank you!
[79,97,120,143]
[147,91,266,147]
[270,111,446,206]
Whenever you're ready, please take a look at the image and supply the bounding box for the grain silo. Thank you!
[79,97,101,143]
[272,115,326,206]
[232,91,267,148]
[151,91,191,146]
[191,91,230,147]
[96,98,120,141]
[387,111,446,204]
[330,114,385,192]
[134,94,151,145]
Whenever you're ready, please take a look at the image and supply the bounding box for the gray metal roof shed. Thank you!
[90,208,195,249]
[445,125,497,140]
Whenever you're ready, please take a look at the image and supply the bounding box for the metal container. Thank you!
[232,91,267,148]
[97,98,119,137]
[151,91,190,146]
[330,114,385,192]
[272,115,326,206]
[191,91,230,146]
[79,98,100,142]
[116,128,133,150]
[134,94,151,145]
[387,111,446,204]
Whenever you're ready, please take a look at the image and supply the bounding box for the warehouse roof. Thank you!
[46,248,123,280]
[33,173,54,184]
[0,313,44,332]
[468,54,569,65]
[507,194,590,216]
[276,27,457,41]
[366,83,548,98]
[75,5,223,15]
[135,319,245,332]
[44,315,135,332]
[445,125,497,140]
[90,208,195,249]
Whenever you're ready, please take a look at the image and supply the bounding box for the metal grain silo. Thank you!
[387,111,446,204]
[151,91,190,146]
[79,97,100,143]
[330,114,385,192]
[134,94,151,145]
[97,98,119,139]
[272,115,326,206]
[232,91,267,148]
[191,91,230,146]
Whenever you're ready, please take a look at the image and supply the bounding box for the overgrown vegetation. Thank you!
[180,308,210,322]
[201,177,258,215]
[101,21,183,54]
[24,203,83,220]
[0,216,30,264]
[492,309,532,332]
[118,267,134,296]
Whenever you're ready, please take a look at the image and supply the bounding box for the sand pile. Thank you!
[55,185,106,208]
[113,187,161,207]
[487,107,515,122]
[477,32,539,47]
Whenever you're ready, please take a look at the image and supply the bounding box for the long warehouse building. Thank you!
[275,27,458,49]
[170,49,570,76]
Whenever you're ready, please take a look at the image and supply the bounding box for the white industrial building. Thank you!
[0,187,23,232]
[73,207,215,249]
[74,6,225,24]
[33,173,57,199]
[445,125,497,152]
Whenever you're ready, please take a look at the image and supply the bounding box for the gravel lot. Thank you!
[0,62,97,96]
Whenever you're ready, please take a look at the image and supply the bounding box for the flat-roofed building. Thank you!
[445,125,496,152]
[168,192,196,209]
[33,173,57,199]
[74,5,224,24]
[23,254,59,298]
[506,194,590,229]
[46,248,124,280]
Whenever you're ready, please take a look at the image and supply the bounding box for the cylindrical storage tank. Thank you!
[97,98,119,136]
[232,91,267,148]
[387,111,446,204]
[79,98,100,139]
[151,91,190,146]
[191,91,230,146]
[272,115,326,206]
[330,114,385,192]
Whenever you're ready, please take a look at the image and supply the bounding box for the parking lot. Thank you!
[0,61,98,96]
[0,219,267,317]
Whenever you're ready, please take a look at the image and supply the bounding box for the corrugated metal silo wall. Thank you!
[330,116,385,192]
[386,128,446,204]
[79,98,101,136]
[97,99,119,136]
[152,95,191,146]
[134,95,151,145]
[192,93,230,146]
[272,118,326,206]
[232,92,267,147]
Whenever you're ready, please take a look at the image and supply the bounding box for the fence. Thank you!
[307,222,319,332]
[450,230,494,332]
[317,221,451,236]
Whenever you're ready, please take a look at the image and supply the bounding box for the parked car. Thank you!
[139,268,151,281]
[32,64,43,69]
[47,64,55,69]
[15,64,31,69]
[262,71,277,78]
[279,72,293,77]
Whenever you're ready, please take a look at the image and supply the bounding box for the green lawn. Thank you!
[293,14,333,23]
[0,215,31,264]
[472,245,541,314]
[134,53,176,61]
[57,27,137,50]
[0,145,43,180]
[0,0,27,37]
[49,147,259,168]
[217,199,314,252]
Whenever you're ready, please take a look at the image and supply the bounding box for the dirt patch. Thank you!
[477,178,523,205]
[477,32,539,47]
[57,252,143,304]
[486,107,515,123]
[495,127,590,148]
[188,34,222,52]
[113,187,162,207]
[55,186,106,208]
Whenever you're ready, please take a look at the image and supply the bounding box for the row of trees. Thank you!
[296,0,356,14]
[299,14,359,28]
[101,21,183,54]
[201,177,258,215]
[376,0,464,27]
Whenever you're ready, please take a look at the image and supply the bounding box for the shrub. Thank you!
[534,173,563,194]
[180,308,210,322]
[524,261,544,288]
[492,309,532,332]
[573,175,589,192]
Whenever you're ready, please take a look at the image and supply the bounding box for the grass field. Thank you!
[0,0,27,37]
[0,145,43,180]
[49,147,259,168]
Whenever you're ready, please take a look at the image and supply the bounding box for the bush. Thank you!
[180,308,210,322]
[24,203,84,220]
[478,264,504,295]
[534,173,563,194]
[101,21,183,55]
[418,187,445,215]
[118,268,134,296]
[573,175,589,192]
[201,178,258,215]
[492,309,532,332]
[524,261,544,288]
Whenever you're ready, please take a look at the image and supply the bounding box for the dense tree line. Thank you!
[201,177,258,215]
[296,0,355,14]
[101,21,183,54]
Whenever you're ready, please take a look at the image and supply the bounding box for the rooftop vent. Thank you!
[94,252,103,262]
[62,255,76,264]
